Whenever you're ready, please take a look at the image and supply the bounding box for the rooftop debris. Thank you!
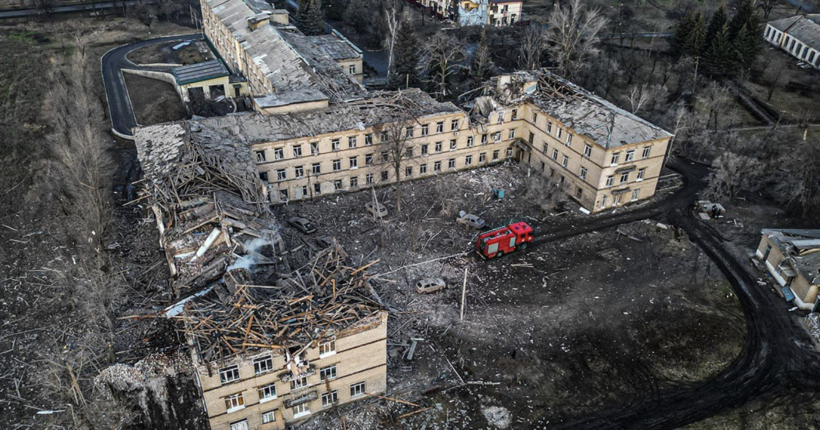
[174,247,384,362]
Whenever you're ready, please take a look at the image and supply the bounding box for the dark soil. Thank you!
[123,73,188,126]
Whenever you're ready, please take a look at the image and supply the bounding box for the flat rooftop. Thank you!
[172,60,229,85]
[308,34,362,61]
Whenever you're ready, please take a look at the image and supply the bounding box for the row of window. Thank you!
[273,150,509,202]
[765,26,820,66]
[600,189,642,208]
[226,382,366,430]
[254,129,514,164]
[218,340,335,385]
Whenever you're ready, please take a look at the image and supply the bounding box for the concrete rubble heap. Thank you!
[174,248,384,363]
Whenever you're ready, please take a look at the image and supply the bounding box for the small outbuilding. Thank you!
[756,229,820,311]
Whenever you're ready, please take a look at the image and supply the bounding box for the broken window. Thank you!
[511,109,518,120]
[610,152,620,165]
[625,150,635,162]
[579,167,587,180]
[421,144,429,155]
[448,158,456,169]
[435,141,443,152]
[541,161,545,171]
[293,145,302,157]
[334,179,342,190]
[584,144,592,158]
[259,172,269,182]
[349,136,357,148]
[436,121,444,133]
[511,129,517,140]
[322,391,338,407]
[406,126,414,138]
[556,128,562,139]
[279,189,288,201]
[532,112,538,123]
[562,155,568,168]
[620,172,629,183]
[495,133,502,142]
[465,155,473,166]
[632,189,640,201]
[601,195,607,208]
[255,150,266,163]
[381,171,389,181]
[606,175,613,187]
[254,356,273,374]
[350,177,358,188]
[366,173,374,184]
[350,382,366,398]
[332,139,340,151]
[381,130,389,143]
[642,146,651,159]
[481,134,488,144]
[310,142,319,155]
[258,383,277,401]
[262,410,277,424]
[405,166,413,177]
[547,122,552,134]
[320,365,337,381]
[566,134,573,145]
[543,143,548,154]
[497,114,504,124]
[434,161,442,172]
[466,137,473,147]
[277,169,286,181]
[365,153,373,165]
[451,119,459,131]
[406,147,413,158]
[479,153,486,163]
[381,151,389,162]
[421,124,429,136]
[301,185,308,197]
[274,148,284,160]
[333,160,341,171]
[552,149,558,161]
[365,133,373,145]
[349,64,356,74]
[420,163,427,174]
[451,140,458,150]
[294,166,304,178]
[349,157,358,169]
[637,168,646,181]
[314,183,321,195]
[225,392,245,411]
[220,365,240,384]
[293,403,310,418]
[493,150,500,161]
[312,163,321,175]
[230,419,249,430]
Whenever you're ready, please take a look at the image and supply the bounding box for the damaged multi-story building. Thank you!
[147,70,670,213]
[187,0,364,103]
[410,0,523,26]
[134,123,388,430]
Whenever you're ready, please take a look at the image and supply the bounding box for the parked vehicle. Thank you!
[316,235,334,249]
[288,216,316,234]
[475,221,534,259]
[365,202,388,218]
[456,211,486,229]
[415,278,446,294]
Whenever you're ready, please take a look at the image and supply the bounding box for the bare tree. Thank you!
[705,151,763,201]
[376,120,415,213]
[545,0,608,79]
[420,32,466,100]
[385,3,400,82]
[518,26,547,70]
[763,61,787,102]
[702,81,733,131]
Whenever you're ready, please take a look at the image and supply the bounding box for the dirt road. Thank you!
[530,159,820,429]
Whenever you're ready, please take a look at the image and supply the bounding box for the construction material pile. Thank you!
[174,247,384,362]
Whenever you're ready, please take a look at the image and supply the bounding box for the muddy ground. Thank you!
[124,72,188,126]
[126,39,212,65]
[273,164,746,429]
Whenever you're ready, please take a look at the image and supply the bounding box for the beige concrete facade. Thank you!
[755,232,820,310]
[198,312,388,430]
[488,1,523,26]
[252,100,669,213]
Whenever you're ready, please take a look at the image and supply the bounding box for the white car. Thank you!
[415,278,446,294]
[456,212,485,229]
[365,202,388,218]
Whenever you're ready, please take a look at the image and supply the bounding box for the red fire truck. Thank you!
[475,221,534,259]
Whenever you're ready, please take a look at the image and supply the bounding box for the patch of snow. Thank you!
[482,405,512,429]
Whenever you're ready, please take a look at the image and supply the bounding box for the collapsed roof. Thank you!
[762,229,820,283]
[489,71,672,148]
[769,14,820,51]
[204,0,364,101]
[162,89,461,145]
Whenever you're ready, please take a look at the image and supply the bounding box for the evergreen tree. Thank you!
[296,0,326,36]
[733,24,759,72]
[344,0,370,34]
[388,20,420,89]
[704,4,728,51]
[322,0,347,21]
[703,24,739,77]
[683,12,706,58]
[728,0,755,40]
[671,11,695,58]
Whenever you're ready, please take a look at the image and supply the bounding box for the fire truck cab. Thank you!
[475,221,534,259]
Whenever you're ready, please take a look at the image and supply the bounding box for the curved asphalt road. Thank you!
[101,33,203,138]
[520,159,820,429]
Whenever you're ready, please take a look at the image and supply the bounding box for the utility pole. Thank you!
[460,267,468,320]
